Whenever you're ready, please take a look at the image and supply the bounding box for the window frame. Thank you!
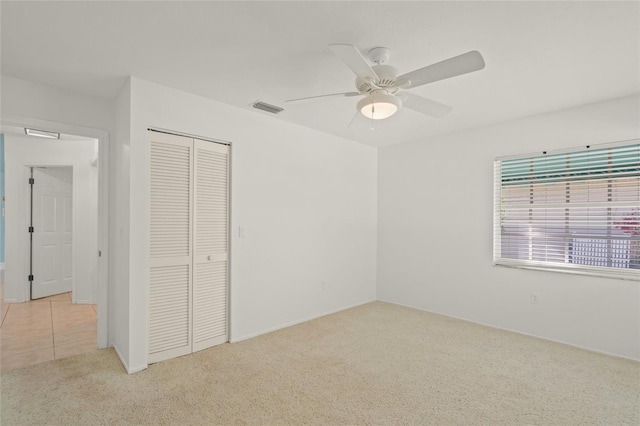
[493,139,639,281]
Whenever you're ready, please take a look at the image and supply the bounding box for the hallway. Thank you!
[1,292,97,371]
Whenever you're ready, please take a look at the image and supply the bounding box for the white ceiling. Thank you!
[1,1,638,147]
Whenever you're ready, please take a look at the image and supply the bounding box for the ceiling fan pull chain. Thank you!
[371,93,375,130]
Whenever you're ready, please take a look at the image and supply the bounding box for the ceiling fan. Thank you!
[286,44,485,121]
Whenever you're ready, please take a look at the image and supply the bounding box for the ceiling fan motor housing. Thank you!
[368,47,391,64]
[356,65,400,94]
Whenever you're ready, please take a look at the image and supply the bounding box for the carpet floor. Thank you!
[1,301,638,425]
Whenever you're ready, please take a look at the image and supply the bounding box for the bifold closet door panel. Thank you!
[192,139,229,352]
[148,131,194,363]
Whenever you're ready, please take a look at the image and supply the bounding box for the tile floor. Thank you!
[1,292,97,371]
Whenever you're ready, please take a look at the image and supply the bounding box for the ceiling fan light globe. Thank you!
[357,93,402,120]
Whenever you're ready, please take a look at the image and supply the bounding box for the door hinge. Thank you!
[98,250,102,257]
[29,177,35,185]
[28,226,34,233]
[28,274,34,282]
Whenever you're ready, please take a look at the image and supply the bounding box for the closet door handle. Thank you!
[207,255,212,261]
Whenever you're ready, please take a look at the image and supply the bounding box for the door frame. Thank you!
[147,128,232,363]
[2,115,109,349]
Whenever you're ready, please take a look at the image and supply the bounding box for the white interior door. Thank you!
[31,167,73,299]
[148,132,194,363]
[148,130,229,364]
[192,139,229,352]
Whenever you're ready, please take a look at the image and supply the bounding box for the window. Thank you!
[493,141,639,280]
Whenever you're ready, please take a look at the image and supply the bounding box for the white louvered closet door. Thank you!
[148,130,229,364]
[149,131,194,364]
[192,139,229,352]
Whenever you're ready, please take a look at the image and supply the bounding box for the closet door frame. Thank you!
[148,129,231,364]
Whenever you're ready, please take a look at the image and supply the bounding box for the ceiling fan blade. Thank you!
[329,44,380,80]
[398,50,485,88]
[400,92,453,118]
[285,91,360,103]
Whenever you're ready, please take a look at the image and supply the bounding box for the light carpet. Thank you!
[1,301,639,425]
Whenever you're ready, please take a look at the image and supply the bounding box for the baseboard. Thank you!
[230,299,376,343]
[112,344,148,374]
[377,298,640,362]
[126,363,148,374]
[112,344,129,372]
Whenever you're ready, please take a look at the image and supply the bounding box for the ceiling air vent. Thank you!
[252,101,284,114]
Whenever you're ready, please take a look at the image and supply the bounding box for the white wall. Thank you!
[4,132,99,303]
[1,76,115,132]
[378,94,640,360]
[118,77,377,372]
[111,80,131,364]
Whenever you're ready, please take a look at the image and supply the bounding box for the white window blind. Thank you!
[493,141,639,280]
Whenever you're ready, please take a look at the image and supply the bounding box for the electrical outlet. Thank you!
[530,292,539,304]
[320,280,326,290]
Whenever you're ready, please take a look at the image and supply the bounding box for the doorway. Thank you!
[4,131,99,304]
[1,120,107,369]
